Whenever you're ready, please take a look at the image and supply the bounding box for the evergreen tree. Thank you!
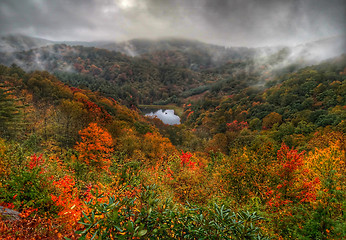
[0,83,21,138]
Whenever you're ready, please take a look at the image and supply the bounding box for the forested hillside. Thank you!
[0,44,205,105]
[180,55,346,150]
[2,36,343,109]
[1,0,345,238]
[1,47,345,239]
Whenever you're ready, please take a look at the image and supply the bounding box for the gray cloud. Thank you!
[0,0,345,47]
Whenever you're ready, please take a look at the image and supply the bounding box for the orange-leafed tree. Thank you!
[141,132,176,162]
[75,123,113,171]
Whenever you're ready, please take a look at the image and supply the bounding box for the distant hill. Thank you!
[100,38,257,69]
[100,37,246,55]
[0,35,258,69]
[1,34,344,68]
[0,34,54,52]
[0,34,114,52]
[0,44,204,105]
[0,34,344,106]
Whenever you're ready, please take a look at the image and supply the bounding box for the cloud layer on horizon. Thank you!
[0,0,345,47]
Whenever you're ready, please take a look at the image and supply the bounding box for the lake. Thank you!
[143,109,181,125]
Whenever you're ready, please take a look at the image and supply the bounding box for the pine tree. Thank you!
[0,83,21,137]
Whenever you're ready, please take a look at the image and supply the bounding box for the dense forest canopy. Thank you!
[0,33,345,239]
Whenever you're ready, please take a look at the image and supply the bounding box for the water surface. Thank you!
[144,109,180,125]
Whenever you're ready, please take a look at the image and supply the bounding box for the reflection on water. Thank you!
[144,109,180,125]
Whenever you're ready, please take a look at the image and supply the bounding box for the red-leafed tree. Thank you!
[226,120,248,132]
[180,151,196,169]
[266,143,319,208]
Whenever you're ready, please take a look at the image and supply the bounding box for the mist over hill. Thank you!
[0,34,344,107]
[0,34,54,52]
[1,34,344,65]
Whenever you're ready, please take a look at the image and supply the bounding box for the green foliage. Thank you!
[26,71,73,102]
[78,185,270,239]
[0,83,22,138]
[249,118,262,131]
[186,205,270,240]
[0,151,56,214]
[134,121,152,135]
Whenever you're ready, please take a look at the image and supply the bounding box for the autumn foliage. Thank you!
[180,151,196,169]
[226,120,249,131]
[266,143,320,208]
[75,122,113,171]
[1,63,345,239]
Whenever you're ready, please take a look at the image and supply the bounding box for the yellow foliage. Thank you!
[142,132,176,162]
[306,143,345,188]
[99,98,114,108]
[73,92,89,101]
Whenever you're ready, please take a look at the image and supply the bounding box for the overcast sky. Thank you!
[0,0,345,47]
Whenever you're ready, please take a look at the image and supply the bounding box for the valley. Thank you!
[0,32,345,239]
